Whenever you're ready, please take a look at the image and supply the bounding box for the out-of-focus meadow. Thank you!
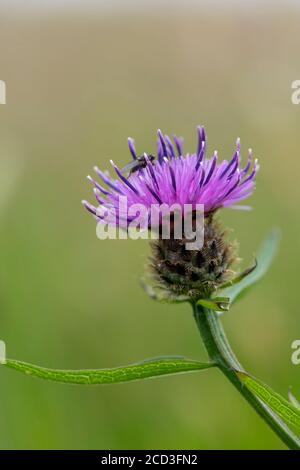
[0,3,299,450]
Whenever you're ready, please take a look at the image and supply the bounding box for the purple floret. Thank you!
[82,126,258,227]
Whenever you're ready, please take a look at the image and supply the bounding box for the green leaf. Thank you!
[217,260,257,290]
[197,297,230,312]
[238,372,300,430]
[2,356,215,385]
[219,229,280,305]
[288,388,300,410]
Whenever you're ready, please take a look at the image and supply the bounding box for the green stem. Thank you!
[193,303,300,450]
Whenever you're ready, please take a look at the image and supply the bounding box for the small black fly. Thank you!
[120,155,156,176]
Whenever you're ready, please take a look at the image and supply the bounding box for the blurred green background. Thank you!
[0,1,299,450]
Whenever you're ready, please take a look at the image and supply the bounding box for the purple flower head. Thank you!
[82,126,258,228]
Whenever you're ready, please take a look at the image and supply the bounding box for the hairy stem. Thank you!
[193,303,300,450]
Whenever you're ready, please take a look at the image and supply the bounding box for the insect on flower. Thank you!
[120,154,156,175]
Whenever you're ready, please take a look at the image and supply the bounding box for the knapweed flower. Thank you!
[83,126,258,300]
[83,126,258,224]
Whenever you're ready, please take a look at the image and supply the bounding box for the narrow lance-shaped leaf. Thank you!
[238,371,300,430]
[197,297,230,312]
[2,356,215,385]
[288,388,300,410]
[218,229,280,305]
